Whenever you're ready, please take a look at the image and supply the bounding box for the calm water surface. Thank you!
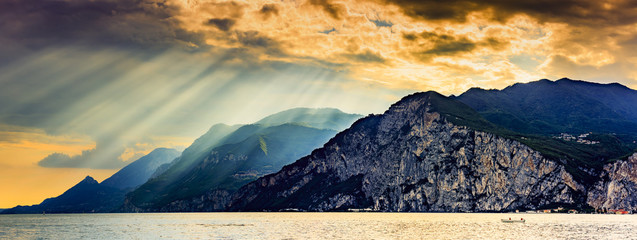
[0,212,635,239]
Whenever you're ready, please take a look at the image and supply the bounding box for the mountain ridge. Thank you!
[121,108,362,212]
[455,78,637,136]
[5,79,636,213]
[256,107,361,130]
[227,91,587,212]
[101,148,180,190]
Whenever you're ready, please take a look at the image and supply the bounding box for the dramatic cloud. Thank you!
[0,124,94,168]
[0,0,206,61]
[540,55,636,85]
[402,30,507,62]
[3,0,637,143]
[37,135,128,169]
[309,0,345,20]
[207,18,236,31]
[36,135,182,169]
[3,0,637,93]
[0,46,396,169]
[38,151,123,169]
[381,0,637,26]
[259,4,279,19]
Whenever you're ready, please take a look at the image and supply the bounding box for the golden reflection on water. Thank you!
[1,212,636,239]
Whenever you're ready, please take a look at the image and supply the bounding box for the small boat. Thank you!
[501,218,525,223]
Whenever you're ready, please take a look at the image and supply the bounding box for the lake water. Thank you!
[0,212,635,239]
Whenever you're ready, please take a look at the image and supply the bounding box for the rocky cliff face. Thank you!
[587,153,637,211]
[227,92,585,212]
[159,189,231,212]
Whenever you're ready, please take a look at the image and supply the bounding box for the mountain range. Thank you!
[2,148,180,214]
[3,108,361,213]
[2,108,361,213]
[121,108,362,212]
[455,78,637,136]
[227,92,586,211]
[3,78,637,213]
[226,78,637,212]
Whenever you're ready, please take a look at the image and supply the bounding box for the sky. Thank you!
[1,0,637,208]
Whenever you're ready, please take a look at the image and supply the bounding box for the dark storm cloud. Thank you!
[309,0,344,20]
[259,4,279,19]
[381,0,637,26]
[0,0,205,51]
[207,18,236,31]
[384,0,482,22]
[226,31,286,58]
[403,31,507,61]
[404,31,476,55]
[236,31,279,49]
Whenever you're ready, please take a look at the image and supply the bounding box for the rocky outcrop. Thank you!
[587,153,637,211]
[227,92,585,212]
[159,189,232,212]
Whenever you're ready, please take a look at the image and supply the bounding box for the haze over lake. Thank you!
[1,213,635,239]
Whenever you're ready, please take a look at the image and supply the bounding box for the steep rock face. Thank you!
[228,92,584,212]
[159,190,231,212]
[587,153,637,211]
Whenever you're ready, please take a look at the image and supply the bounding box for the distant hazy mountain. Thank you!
[455,78,637,136]
[2,148,180,214]
[122,108,362,212]
[101,148,180,190]
[256,108,362,130]
[3,176,125,214]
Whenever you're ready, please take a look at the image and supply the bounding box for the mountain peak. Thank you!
[387,91,444,110]
[555,77,632,90]
[147,148,180,156]
[257,108,346,123]
[389,91,496,133]
[255,107,362,130]
[80,176,98,185]
[150,147,171,152]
